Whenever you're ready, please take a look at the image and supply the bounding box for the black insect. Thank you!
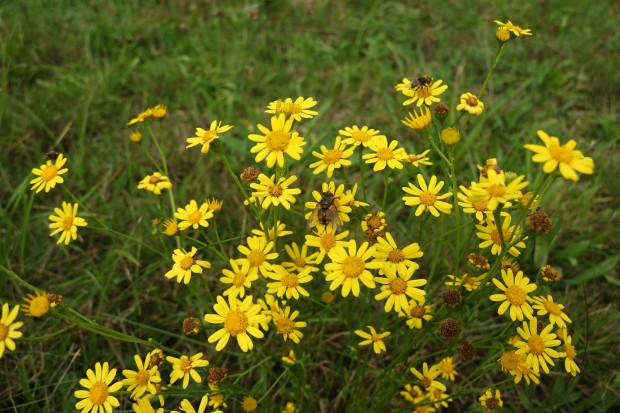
[411,75,433,91]
[307,191,342,229]
[46,151,60,160]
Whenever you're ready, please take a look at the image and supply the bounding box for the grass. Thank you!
[1,0,619,412]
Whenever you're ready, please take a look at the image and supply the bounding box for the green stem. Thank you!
[381,171,389,212]
[358,147,367,202]
[447,146,461,274]
[478,43,507,100]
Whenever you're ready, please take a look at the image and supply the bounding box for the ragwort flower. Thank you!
[174,200,214,230]
[22,291,50,317]
[479,388,503,411]
[273,306,307,343]
[0,304,23,359]
[402,174,452,217]
[266,265,313,300]
[355,326,390,354]
[399,297,433,329]
[402,107,432,131]
[30,153,68,193]
[122,353,162,399]
[266,97,318,121]
[362,135,408,171]
[248,114,305,168]
[531,294,572,328]
[514,317,561,374]
[74,362,123,413]
[164,247,211,284]
[167,353,209,388]
[237,235,279,278]
[374,266,426,313]
[220,259,257,298]
[48,201,88,245]
[186,121,234,154]
[204,295,265,352]
[490,268,537,321]
[324,239,376,297]
[476,213,527,256]
[339,125,383,148]
[305,225,350,264]
[410,362,446,392]
[250,174,301,210]
[137,172,172,195]
[402,78,448,107]
[309,136,355,178]
[456,92,484,115]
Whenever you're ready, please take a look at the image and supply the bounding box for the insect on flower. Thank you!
[411,75,433,91]
[307,191,342,230]
[46,151,60,160]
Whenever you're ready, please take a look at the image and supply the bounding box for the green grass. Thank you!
[1,0,619,412]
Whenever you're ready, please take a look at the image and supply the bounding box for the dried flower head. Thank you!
[540,265,559,282]
[467,253,490,271]
[460,339,477,361]
[528,209,551,234]
[207,367,229,384]
[47,293,64,306]
[441,289,463,308]
[182,317,200,335]
[240,167,260,182]
[438,318,462,340]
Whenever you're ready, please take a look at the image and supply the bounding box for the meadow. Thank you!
[1,0,619,412]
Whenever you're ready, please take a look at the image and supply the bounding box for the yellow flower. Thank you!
[133,396,164,413]
[305,225,350,264]
[355,326,390,354]
[0,304,23,359]
[282,401,296,413]
[456,92,484,115]
[166,353,209,389]
[122,353,162,399]
[30,153,68,193]
[402,79,448,106]
[205,197,224,213]
[374,266,427,313]
[266,96,318,121]
[440,127,460,145]
[405,149,433,167]
[435,357,458,381]
[74,362,124,413]
[445,273,486,292]
[204,295,265,352]
[220,259,258,299]
[362,135,408,171]
[339,125,383,147]
[282,242,319,273]
[395,77,414,94]
[469,169,528,211]
[514,317,561,374]
[560,335,580,376]
[174,200,214,230]
[309,136,355,178]
[249,114,305,168]
[22,291,50,317]
[273,305,307,343]
[494,20,533,37]
[476,213,527,256]
[241,396,258,412]
[372,232,423,275]
[150,104,167,119]
[161,219,178,236]
[48,201,88,245]
[250,174,301,210]
[251,220,293,241]
[164,247,211,284]
[524,130,594,181]
[402,174,453,217]
[127,108,152,125]
[171,395,210,413]
[400,383,423,403]
[490,268,537,321]
[361,211,387,234]
[479,388,503,411]
[402,107,432,131]
[129,131,143,143]
[137,172,173,195]
[267,265,313,300]
[324,239,377,297]
[458,184,491,221]
[237,235,279,278]
[186,121,234,154]
[410,362,446,392]
[532,294,572,328]
[282,349,296,365]
[398,297,433,329]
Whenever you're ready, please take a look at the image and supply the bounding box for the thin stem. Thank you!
[478,43,506,100]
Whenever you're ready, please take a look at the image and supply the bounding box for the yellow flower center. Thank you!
[544,300,562,315]
[564,343,576,360]
[281,273,299,288]
[268,185,283,197]
[242,396,258,412]
[265,130,291,151]
[466,96,479,107]
[389,278,407,294]
[224,310,248,336]
[491,228,510,246]
[319,234,336,250]
[371,333,382,343]
[376,147,394,161]
[504,285,526,305]
[464,277,476,287]
[149,176,161,185]
[341,256,365,278]
[500,351,522,371]
[417,86,431,98]
[527,334,545,355]
[419,191,437,206]
[549,143,574,164]
[28,296,50,317]
[233,272,246,287]
[0,323,8,340]
[323,149,342,164]
[367,216,383,230]
[62,216,74,231]
[88,381,109,406]
[387,248,405,263]
[411,305,425,318]
[472,201,488,212]
[275,316,295,334]
[135,370,151,386]
[485,396,500,410]
[277,101,302,115]
[201,129,218,142]
[179,357,193,372]
[41,165,59,182]
[187,210,202,224]
[487,184,506,198]
[293,257,306,268]
[351,131,371,142]
[180,256,196,270]
[420,377,431,389]
[247,249,266,267]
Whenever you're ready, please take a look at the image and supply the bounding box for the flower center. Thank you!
[472,201,488,212]
[29,296,50,317]
[247,250,266,267]
[549,144,573,164]
[225,310,249,336]
[376,147,393,161]
[367,216,382,230]
[41,165,58,182]
[323,149,342,164]
[417,86,431,98]
[351,131,371,142]
[180,256,196,270]
[135,370,151,386]
[505,285,526,305]
[0,323,8,340]
[293,257,306,268]
[187,211,202,224]
[466,96,479,107]
[341,256,365,278]
[265,130,291,151]
[564,343,576,360]
[275,317,295,334]
[149,176,161,185]
[527,334,545,355]
[89,381,109,405]
[464,277,476,287]
[268,185,283,197]
[485,397,500,410]
[179,358,193,372]
[319,234,336,250]
[62,216,74,231]
[419,191,437,206]
[371,333,382,343]
[420,377,431,389]
[281,273,299,288]
[487,184,506,198]
[490,228,510,246]
[389,278,407,294]
[411,305,425,318]
[544,300,562,315]
[233,272,246,287]
[277,101,302,114]
[388,248,405,263]
[202,129,217,142]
